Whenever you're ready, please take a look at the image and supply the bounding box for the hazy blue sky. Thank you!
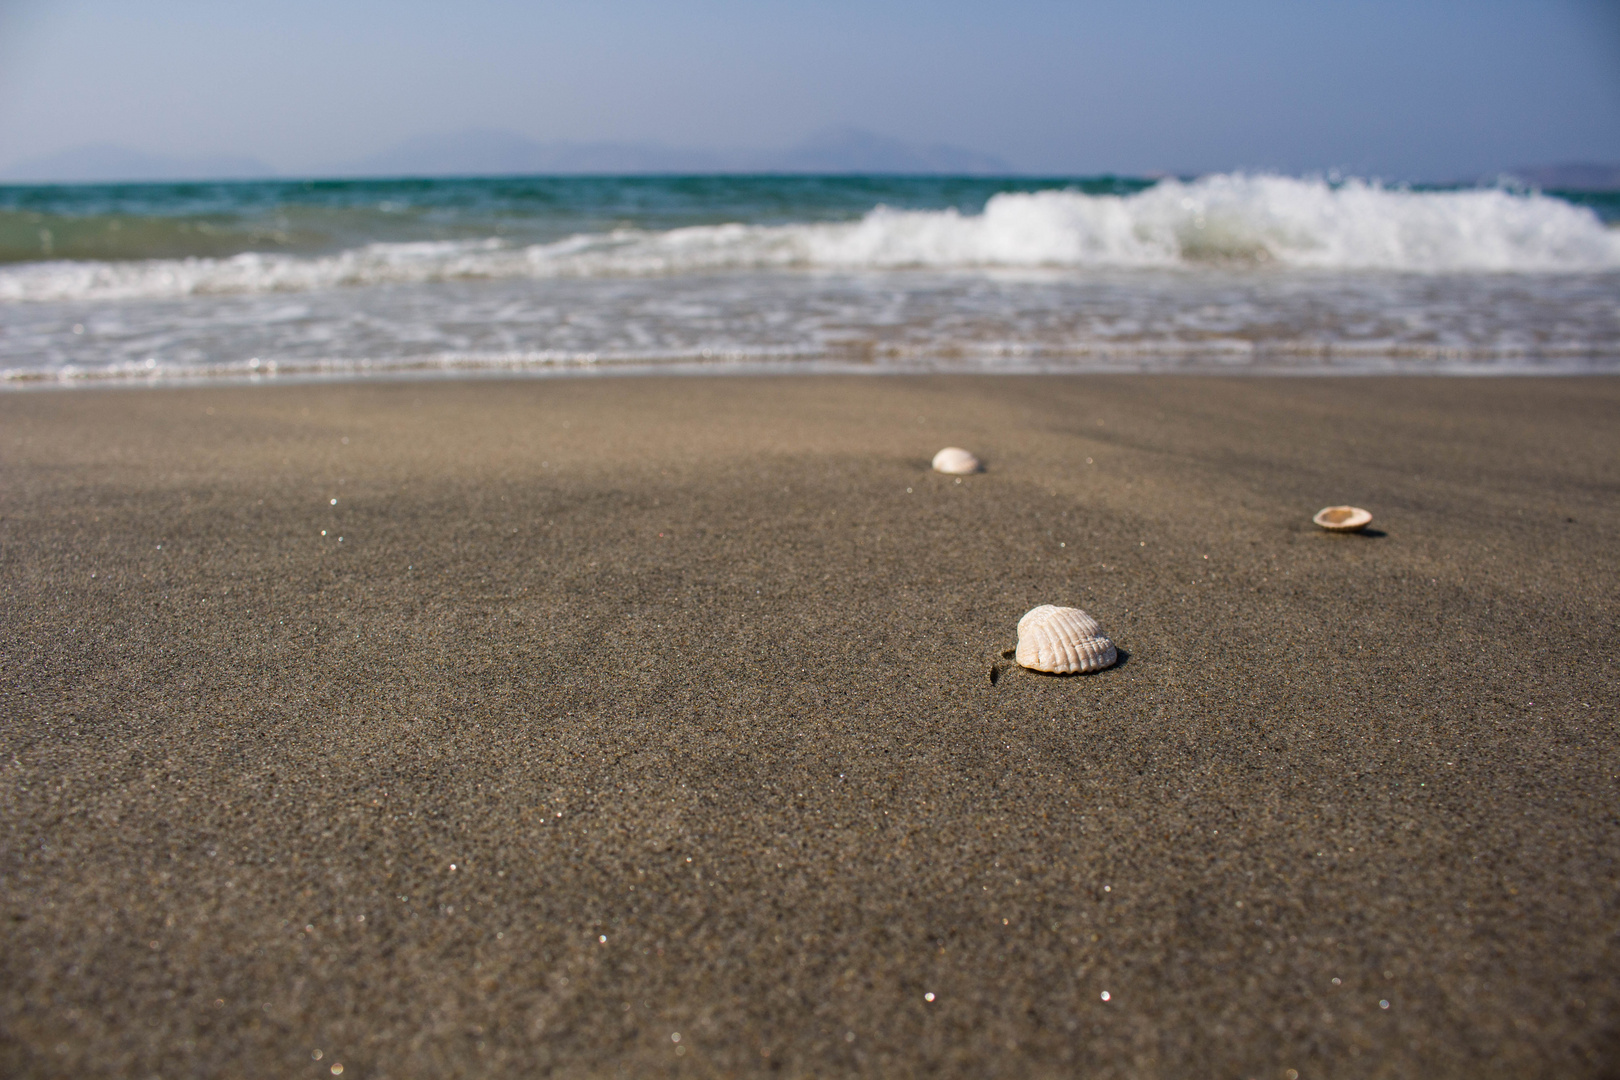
[1,0,1616,178]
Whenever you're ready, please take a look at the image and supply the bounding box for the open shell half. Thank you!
[1015,605,1118,674]
[1313,505,1372,532]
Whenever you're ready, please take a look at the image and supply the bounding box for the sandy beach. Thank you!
[2,374,1617,1079]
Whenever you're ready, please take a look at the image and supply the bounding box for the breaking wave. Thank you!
[2,174,1616,302]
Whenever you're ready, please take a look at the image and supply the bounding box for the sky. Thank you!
[0,0,1616,179]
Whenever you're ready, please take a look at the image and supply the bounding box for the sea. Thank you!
[2,173,1617,387]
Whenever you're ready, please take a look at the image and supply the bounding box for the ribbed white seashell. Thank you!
[932,447,981,474]
[1313,505,1372,532]
[1015,605,1118,674]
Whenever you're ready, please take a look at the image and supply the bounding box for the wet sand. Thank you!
[2,375,1617,1079]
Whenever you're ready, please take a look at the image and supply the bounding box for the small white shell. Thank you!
[1015,605,1118,674]
[1313,505,1372,532]
[932,447,981,474]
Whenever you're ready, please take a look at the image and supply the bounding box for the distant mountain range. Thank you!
[9,138,1617,188]
[1,127,1015,182]
[348,126,1013,177]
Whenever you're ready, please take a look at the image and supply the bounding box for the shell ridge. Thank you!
[1013,604,1118,674]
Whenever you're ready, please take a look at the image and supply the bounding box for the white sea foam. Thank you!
[1,174,1616,303]
[5,257,1617,384]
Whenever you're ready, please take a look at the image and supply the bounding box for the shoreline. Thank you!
[3,375,1617,1077]
[5,351,1620,392]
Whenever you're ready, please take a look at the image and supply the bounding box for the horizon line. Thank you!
[2,169,1612,191]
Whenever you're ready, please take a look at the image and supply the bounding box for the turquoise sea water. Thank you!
[0,176,1159,264]
[1,174,1617,385]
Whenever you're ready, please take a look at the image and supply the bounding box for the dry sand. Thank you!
[2,375,1617,1079]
